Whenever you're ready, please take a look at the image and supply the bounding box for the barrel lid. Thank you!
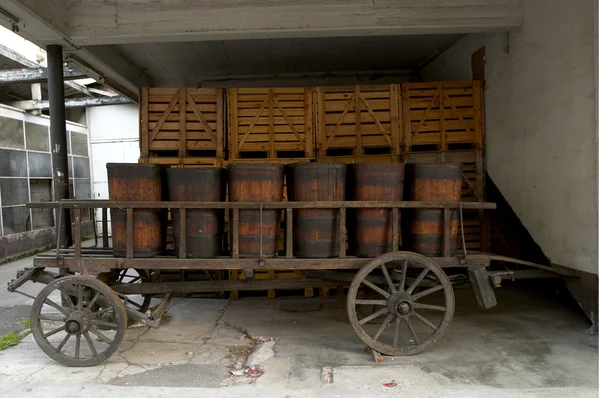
[287,162,347,169]
[106,163,162,169]
[165,167,222,175]
[227,163,285,171]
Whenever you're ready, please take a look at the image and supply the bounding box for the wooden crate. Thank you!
[402,81,484,152]
[228,87,315,160]
[140,87,225,158]
[315,85,401,158]
[403,149,486,250]
[228,270,314,300]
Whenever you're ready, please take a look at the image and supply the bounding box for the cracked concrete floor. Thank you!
[0,255,598,397]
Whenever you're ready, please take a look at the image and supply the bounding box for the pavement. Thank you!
[0,254,597,397]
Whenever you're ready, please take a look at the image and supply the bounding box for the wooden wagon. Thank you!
[8,199,570,367]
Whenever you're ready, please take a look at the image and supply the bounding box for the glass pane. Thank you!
[0,116,24,149]
[2,206,30,235]
[67,130,71,154]
[0,149,27,177]
[70,132,88,157]
[73,157,90,179]
[74,179,91,199]
[28,152,52,178]
[25,122,49,152]
[30,179,53,229]
[0,178,29,206]
[68,156,73,178]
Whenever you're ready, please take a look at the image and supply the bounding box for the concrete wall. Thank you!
[87,104,140,234]
[420,0,598,275]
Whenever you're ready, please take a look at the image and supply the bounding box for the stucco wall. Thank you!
[421,0,597,274]
[87,104,140,234]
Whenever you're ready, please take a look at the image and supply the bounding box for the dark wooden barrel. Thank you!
[227,163,284,258]
[353,162,405,258]
[404,163,462,256]
[166,168,224,258]
[287,163,346,258]
[107,163,163,258]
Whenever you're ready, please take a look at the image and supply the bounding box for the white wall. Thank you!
[421,1,598,274]
[87,104,140,233]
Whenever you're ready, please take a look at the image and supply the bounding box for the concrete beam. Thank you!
[0,1,149,99]
[9,96,133,110]
[66,0,522,45]
[0,67,86,84]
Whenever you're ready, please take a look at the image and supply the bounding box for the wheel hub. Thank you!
[64,311,89,335]
[387,292,413,317]
[396,301,411,315]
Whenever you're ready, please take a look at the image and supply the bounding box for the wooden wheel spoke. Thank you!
[412,303,447,311]
[411,284,444,301]
[39,313,67,322]
[56,333,71,351]
[87,291,100,310]
[407,268,429,295]
[60,290,75,310]
[83,332,97,356]
[75,334,81,359]
[393,316,401,348]
[91,319,119,329]
[362,279,391,299]
[355,299,388,306]
[405,317,420,345]
[397,260,408,292]
[44,298,70,316]
[89,326,114,344]
[43,326,64,338]
[380,264,396,293]
[412,311,438,331]
[358,307,389,326]
[372,313,395,342]
[77,284,83,311]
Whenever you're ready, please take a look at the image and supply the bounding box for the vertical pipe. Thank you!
[47,44,72,250]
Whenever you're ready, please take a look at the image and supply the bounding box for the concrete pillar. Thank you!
[47,44,72,250]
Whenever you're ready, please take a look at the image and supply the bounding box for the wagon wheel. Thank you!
[347,251,454,356]
[30,275,127,367]
[113,268,156,314]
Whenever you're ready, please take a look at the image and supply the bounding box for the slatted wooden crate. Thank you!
[315,85,401,158]
[228,87,315,160]
[140,87,225,158]
[228,270,314,300]
[403,149,486,251]
[316,155,401,164]
[402,81,483,152]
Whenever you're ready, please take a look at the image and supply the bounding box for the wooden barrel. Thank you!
[166,168,224,258]
[107,163,163,258]
[353,162,405,258]
[404,163,462,256]
[227,163,284,258]
[287,163,346,258]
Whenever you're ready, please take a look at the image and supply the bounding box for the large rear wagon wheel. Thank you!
[347,251,455,356]
[30,275,127,367]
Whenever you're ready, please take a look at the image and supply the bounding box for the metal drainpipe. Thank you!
[47,44,73,261]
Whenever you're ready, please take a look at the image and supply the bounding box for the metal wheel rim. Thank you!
[347,251,455,356]
[30,275,127,367]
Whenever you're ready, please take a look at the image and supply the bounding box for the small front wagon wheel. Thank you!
[30,275,127,367]
[347,251,455,356]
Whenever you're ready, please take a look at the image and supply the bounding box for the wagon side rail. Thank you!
[28,199,496,262]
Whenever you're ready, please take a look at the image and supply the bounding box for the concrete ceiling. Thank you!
[113,34,461,87]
